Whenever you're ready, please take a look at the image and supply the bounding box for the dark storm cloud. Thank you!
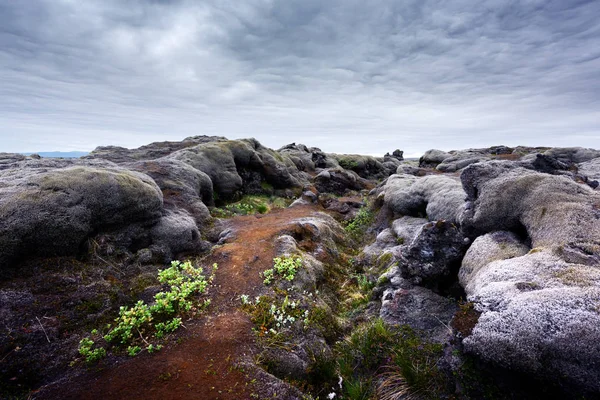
[0,0,599,156]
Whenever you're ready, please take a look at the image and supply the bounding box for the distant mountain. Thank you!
[21,151,89,158]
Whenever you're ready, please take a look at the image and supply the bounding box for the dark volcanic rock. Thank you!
[314,167,371,196]
[393,220,468,290]
[379,274,458,342]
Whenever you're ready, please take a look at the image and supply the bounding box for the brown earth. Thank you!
[37,204,325,400]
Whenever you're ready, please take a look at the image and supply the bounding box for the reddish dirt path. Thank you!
[38,204,322,400]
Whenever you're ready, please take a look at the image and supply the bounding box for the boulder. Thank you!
[459,231,529,288]
[331,154,394,180]
[0,160,163,270]
[128,158,214,224]
[461,250,600,393]
[149,209,207,262]
[392,220,468,290]
[543,147,600,166]
[314,168,371,196]
[171,139,306,201]
[578,157,600,187]
[85,135,227,163]
[458,160,600,394]
[460,161,600,258]
[379,275,458,343]
[419,149,452,168]
[383,174,466,223]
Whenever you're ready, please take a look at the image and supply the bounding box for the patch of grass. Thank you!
[345,205,374,241]
[332,319,448,400]
[210,195,290,218]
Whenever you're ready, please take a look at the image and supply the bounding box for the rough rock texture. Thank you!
[578,157,600,185]
[392,220,468,290]
[419,149,452,168]
[459,231,529,288]
[379,272,458,342]
[383,174,466,223]
[460,161,600,255]
[436,151,491,173]
[0,160,163,270]
[84,135,227,163]
[330,153,396,180]
[128,158,214,224]
[543,147,600,166]
[458,160,600,394]
[314,167,372,195]
[170,139,306,201]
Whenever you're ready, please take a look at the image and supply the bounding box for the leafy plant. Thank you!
[78,337,106,364]
[78,260,216,362]
[262,256,303,285]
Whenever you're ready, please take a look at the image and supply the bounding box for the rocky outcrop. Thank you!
[314,167,373,195]
[458,160,600,394]
[382,174,466,223]
[379,273,458,343]
[84,135,227,163]
[0,159,163,271]
[0,138,317,273]
[419,149,452,168]
[169,139,306,201]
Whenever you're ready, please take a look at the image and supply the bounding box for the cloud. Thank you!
[0,0,599,156]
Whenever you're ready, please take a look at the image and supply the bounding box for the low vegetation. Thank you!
[210,195,291,218]
[345,203,375,240]
[76,260,216,363]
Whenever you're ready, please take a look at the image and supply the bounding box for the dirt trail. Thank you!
[38,204,323,400]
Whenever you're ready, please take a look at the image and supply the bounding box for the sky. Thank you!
[1,0,599,157]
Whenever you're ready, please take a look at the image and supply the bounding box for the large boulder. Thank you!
[330,153,394,180]
[419,149,452,168]
[458,161,600,394]
[0,160,163,271]
[314,167,372,196]
[128,158,214,224]
[383,174,466,223]
[171,139,306,201]
[392,220,468,290]
[460,161,600,259]
[379,273,458,343]
[85,135,227,163]
[578,157,600,186]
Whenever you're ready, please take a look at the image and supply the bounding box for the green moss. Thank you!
[339,158,359,170]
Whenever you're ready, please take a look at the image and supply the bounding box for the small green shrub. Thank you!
[78,260,216,362]
[78,338,106,364]
[262,256,303,285]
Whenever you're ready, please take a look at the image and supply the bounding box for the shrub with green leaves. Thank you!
[78,337,106,364]
[77,260,216,363]
[262,256,303,285]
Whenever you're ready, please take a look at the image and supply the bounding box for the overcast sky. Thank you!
[1,0,599,157]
